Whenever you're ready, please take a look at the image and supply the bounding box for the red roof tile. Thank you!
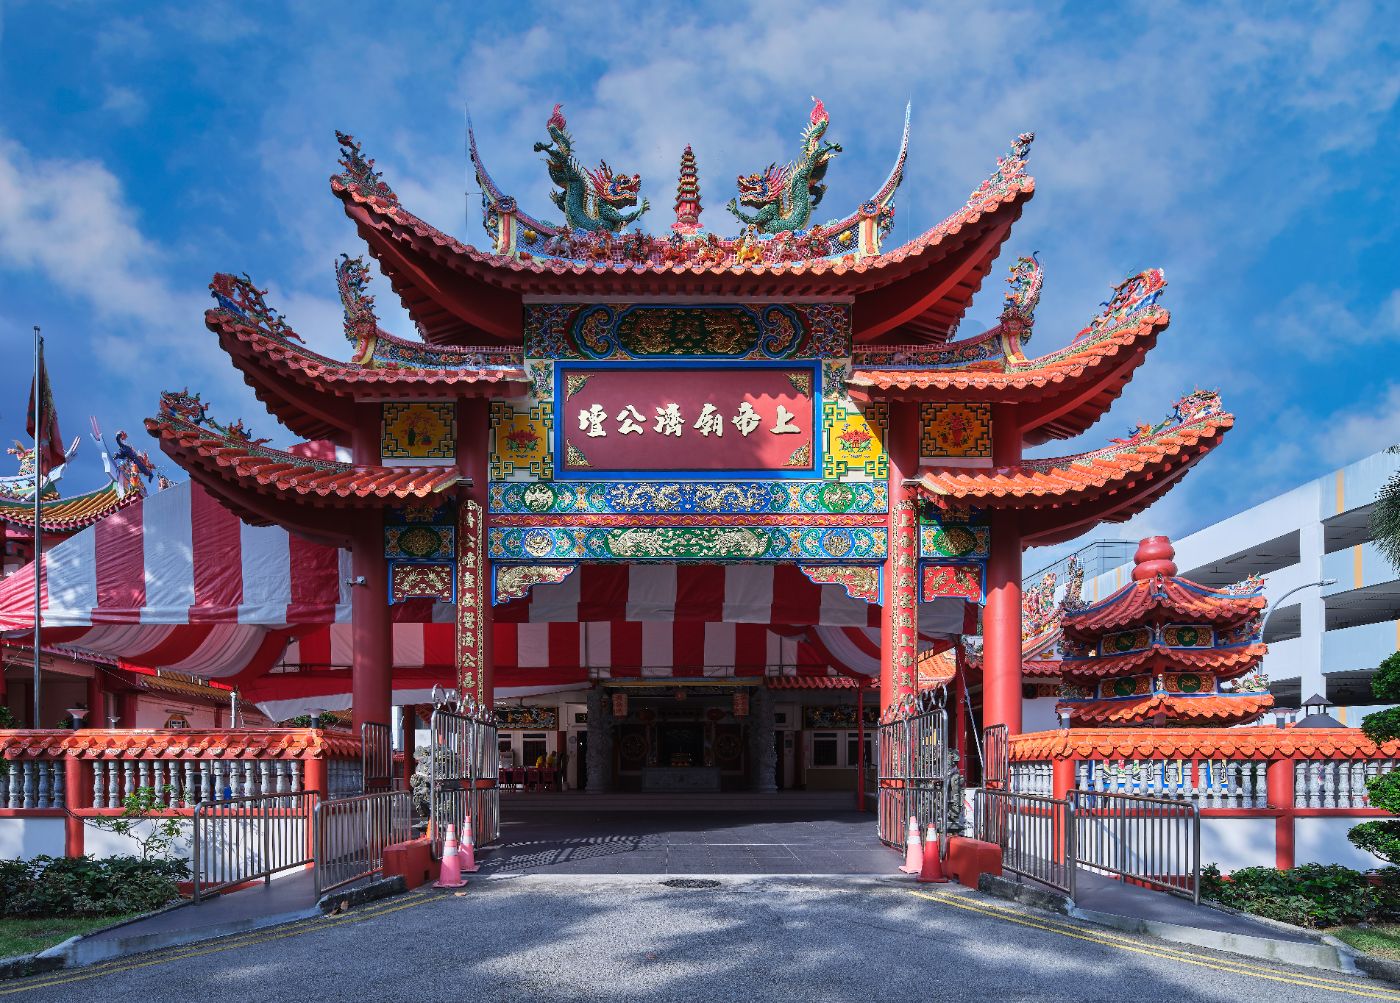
[1009,726,1394,761]
[1064,578,1264,637]
[0,483,138,532]
[0,728,360,761]
[1062,694,1273,727]
[766,676,875,690]
[147,414,460,509]
[1058,644,1266,679]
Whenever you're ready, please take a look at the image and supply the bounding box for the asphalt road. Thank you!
[5,877,1394,1002]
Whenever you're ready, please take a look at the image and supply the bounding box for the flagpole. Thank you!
[32,326,42,729]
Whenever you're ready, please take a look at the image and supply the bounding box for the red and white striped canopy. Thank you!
[0,480,972,717]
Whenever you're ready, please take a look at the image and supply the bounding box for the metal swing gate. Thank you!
[428,704,500,855]
[877,693,958,853]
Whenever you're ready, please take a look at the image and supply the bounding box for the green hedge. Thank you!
[0,856,188,918]
[1202,863,1400,928]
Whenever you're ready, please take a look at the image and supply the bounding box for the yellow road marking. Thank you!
[910,889,1400,1000]
[0,892,441,995]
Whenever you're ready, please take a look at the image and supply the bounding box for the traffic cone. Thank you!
[432,823,468,889]
[458,814,481,873]
[917,828,949,883]
[898,816,922,874]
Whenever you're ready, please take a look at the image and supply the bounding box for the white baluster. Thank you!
[289,760,303,794]
[21,761,35,808]
[276,760,290,795]
[119,760,133,803]
[51,761,64,809]
[1348,763,1365,809]
[137,759,151,795]
[242,761,255,798]
[182,762,195,806]
[259,760,273,798]
[92,759,106,809]
[1323,762,1338,809]
[36,760,51,808]
[0,766,8,808]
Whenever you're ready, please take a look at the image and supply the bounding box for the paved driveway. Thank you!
[6,878,1387,1002]
[478,809,896,874]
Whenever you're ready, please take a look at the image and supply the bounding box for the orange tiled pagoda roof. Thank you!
[1009,727,1395,761]
[916,391,1232,546]
[147,397,460,528]
[206,271,529,441]
[1063,575,1266,639]
[1054,643,1268,678]
[0,482,137,533]
[332,127,1033,346]
[849,267,1169,444]
[1062,693,1273,727]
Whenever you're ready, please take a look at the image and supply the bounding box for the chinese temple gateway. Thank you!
[129,99,1231,789]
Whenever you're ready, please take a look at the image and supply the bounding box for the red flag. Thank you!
[27,348,65,475]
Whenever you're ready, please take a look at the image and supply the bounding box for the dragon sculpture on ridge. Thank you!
[727,97,842,234]
[534,104,649,233]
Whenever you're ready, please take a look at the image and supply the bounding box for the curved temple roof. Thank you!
[0,482,137,533]
[335,117,1034,346]
[917,390,1233,546]
[147,392,461,532]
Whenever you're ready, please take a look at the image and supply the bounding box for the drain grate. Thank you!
[661,878,722,890]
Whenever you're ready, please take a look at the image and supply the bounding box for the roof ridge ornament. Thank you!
[1076,268,1166,342]
[336,254,379,365]
[209,273,303,343]
[533,104,648,233]
[999,253,1043,338]
[728,96,842,235]
[334,131,399,207]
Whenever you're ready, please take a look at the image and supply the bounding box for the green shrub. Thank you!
[0,855,187,918]
[1201,863,1379,927]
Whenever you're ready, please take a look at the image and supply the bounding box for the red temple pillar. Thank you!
[87,669,106,728]
[456,399,495,708]
[983,404,1023,735]
[351,420,392,731]
[880,401,920,712]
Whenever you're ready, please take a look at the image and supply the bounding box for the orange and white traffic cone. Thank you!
[459,814,481,873]
[917,828,949,883]
[898,816,923,874]
[432,823,468,889]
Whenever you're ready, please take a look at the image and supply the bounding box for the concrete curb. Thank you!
[976,874,1356,974]
[318,875,406,913]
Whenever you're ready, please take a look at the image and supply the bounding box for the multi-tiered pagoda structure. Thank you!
[1056,536,1272,726]
[142,98,1233,736]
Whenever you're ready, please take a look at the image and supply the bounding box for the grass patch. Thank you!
[1332,924,1400,960]
[0,915,134,959]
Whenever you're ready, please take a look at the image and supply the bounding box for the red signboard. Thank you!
[557,366,817,476]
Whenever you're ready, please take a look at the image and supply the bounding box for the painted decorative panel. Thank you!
[1099,674,1152,698]
[496,706,558,729]
[919,402,992,460]
[490,401,553,481]
[555,363,818,478]
[1162,672,1215,694]
[488,525,887,562]
[1100,628,1153,655]
[385,524,455,561]
[919,517,991,560]
[1163,624,1214,648]
[494,564,576,605]
[489,480,885,516]
[389,561,455,604]
[381,402,456,461]
[804,705,880,728]
[799,565,881,603]
[822,400,887,480]
[921,563,983,601]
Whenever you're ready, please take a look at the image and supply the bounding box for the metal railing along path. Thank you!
[1071,789,1201,904]
[361,721,394,794]
[428,704,499,856]
[877,692,953,852]
[974,788,1073,894]
[191,790,319,902]
[983,724,1009,791]
[315,790,415,895]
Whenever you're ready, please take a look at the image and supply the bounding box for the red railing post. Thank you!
[1266,757,1295,870]
[64,754,85,857]
[304,752,327,865]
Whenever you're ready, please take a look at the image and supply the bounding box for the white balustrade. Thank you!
[0,759,64,809]
[1077,758,1268,808]
[1294,758,1399,809]
[1009,762,1053,795]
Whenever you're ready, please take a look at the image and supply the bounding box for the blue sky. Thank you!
[1,1,1397,563]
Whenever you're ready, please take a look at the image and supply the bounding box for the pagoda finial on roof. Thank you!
[672,145,702,237]
[334,131,398,207]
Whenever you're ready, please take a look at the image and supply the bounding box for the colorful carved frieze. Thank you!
[1162,672,1215,694]
[919,518,991,560]
[803,704,880,729]
[489,479,886,516]
[524,303,850,361]
[799,565,880,603]
[494,564,576,604]
[389,562,455,604]
[1100,628,1152,655]
[381,402,455,461]
[1163,624,1214,648]
[487,525,887,562]
[921,563,983,602]
[1099,675,1152,698]
[496,705,558,730]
